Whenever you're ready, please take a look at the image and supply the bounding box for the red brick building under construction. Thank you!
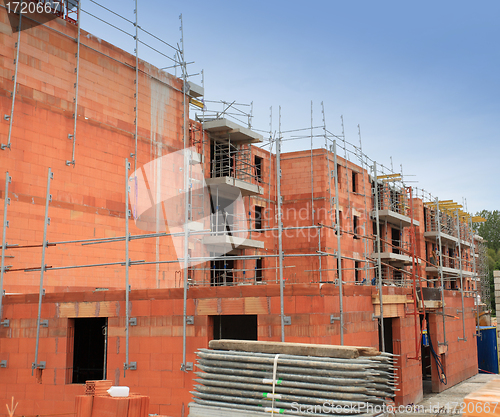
[0,3,488,416]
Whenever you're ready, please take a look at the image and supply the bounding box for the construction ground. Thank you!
[0,1,495,416]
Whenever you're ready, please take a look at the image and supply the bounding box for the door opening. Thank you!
[421,313,432,394]
[71,317,107,384]
[379,317,393,355]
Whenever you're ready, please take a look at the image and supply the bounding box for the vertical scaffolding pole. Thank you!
[33,168,53,373]
[124,159,131,375]
[435,198,447,346]
[310,101,314,226]
[321,103,333,229]
[341,117,351,233]
[358,126,369,284]
[333,141,344,345]
[133,0,139,171]
[373,163,384,352]
[180,14,190,371]
[456,209,466,342]
[408,186,423,360]
[277,107,285,342]
[66,0,81,166]
[0,172,11,318]
[269,108,277,284]
[1,4,22,151]
[469,216,480,337]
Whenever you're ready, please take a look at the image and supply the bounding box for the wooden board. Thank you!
[208,340,381,358]
[372,294,409,304]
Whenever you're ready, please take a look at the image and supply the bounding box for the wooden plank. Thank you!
[208,340,381,358]
[418,300,443,309]
[374,303,402,318]
[372,294,409,305]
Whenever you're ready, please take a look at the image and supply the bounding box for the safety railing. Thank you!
[374,183,409,215]
[211,139,259,184]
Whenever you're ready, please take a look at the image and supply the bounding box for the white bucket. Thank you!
[107,386,130,397]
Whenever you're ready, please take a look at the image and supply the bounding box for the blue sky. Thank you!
[80,0,500,214]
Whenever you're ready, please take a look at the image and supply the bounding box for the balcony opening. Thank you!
[393,268,403,286]
[392,227,400,254]
[254,155,263,183]
[210,140,236,178]
[355,261,361,282]
[69,318,107,384]
[254,205,262,231]
[353,215,360,239]
[255,257,263,282]
[211,257,235,286]
[211,196,235,234]
[390,189,399,212]
[212,315,258,340]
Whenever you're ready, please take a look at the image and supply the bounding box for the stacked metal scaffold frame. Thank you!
[190,343,397,417]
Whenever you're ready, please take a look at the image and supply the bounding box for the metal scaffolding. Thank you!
[0,0,486,381]
[1,3,22,151]
[66,0,81,167]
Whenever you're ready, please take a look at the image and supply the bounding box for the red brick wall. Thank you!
[0,7,479,417]
[0,7,187,293]
[428,291,477,393]
[0,283,427,416]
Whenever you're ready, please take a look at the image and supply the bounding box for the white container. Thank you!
[107,386,130,397]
